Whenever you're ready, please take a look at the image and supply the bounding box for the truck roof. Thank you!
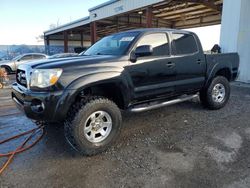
[117,28,194,35]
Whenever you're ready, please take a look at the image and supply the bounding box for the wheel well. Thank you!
[215,68,231,81]
[75,83,125,109]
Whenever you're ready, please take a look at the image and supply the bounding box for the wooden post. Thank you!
[146,6,153,28]
[44,35,50,55]
[90,22,97,45]
[116,17,119,32]
[63,31,68,53]
[80,32,84,47]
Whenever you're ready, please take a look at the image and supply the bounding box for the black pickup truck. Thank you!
[12,28,239,155]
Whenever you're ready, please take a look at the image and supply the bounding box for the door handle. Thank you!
[197,59,202,64]
[166,62,175,68]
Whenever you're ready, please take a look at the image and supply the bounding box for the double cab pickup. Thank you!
[12,28,239,155]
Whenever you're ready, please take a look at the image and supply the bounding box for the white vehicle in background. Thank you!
[0,53,47,74]
[48,53,78,59]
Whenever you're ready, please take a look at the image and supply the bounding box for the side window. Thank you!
[172,33,198,55]
[20,55,33,61]
[32,55,46,59]
[136,33,170,56]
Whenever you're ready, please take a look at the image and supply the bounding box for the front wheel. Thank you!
[200,76,230,110]
[64,97,122,156]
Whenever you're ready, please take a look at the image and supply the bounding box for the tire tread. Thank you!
[200,76,230,110]
[64,96,121,156]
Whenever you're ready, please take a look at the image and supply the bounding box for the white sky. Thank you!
[0,0,107,45]
[187,25,221,50]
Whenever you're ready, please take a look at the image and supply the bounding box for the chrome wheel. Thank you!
[83,111,112,143]
[212,83,225,103]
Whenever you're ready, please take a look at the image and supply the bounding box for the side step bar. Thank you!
[129,94,199,113]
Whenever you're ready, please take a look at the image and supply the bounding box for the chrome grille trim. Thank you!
[16,64,32,90]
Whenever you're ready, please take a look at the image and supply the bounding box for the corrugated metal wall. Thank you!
[90,0,164,21]
[220,0,250,83]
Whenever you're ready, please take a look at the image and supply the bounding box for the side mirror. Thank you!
[130,45,153,63]
[135,45,153,57]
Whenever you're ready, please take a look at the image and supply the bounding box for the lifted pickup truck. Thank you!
[12,28,239,155]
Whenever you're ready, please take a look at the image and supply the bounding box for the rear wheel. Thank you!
[200,76,230,110]
[1,66,11,75]
[64,97,122,156]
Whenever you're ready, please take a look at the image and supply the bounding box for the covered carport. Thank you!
[44,0,250,83]
[44,16,91,54]
[44,0,222,55]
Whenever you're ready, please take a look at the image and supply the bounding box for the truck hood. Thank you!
[26,55,129,89]
[28,55,127,69]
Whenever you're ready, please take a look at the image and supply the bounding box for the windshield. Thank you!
[83,31,140,56]
[12,55,22,61]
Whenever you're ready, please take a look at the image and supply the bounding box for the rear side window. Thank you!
[33,55,46,59]
[172,33,198,55]
[20,55,33,61]
[136,33,170,56]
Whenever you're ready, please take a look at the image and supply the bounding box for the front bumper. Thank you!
[11,83,65,122]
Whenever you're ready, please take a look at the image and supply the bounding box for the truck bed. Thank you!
[205,53,239,81]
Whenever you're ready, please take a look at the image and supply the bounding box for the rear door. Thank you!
[170,32,206,93]
[127,32,176,99]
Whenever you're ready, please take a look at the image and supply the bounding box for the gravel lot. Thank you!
[1,78,250,188]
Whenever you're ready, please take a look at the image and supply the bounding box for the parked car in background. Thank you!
[0,53,47,74]
[48,53,79,59]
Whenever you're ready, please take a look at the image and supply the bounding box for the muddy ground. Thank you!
[0,77,250,188]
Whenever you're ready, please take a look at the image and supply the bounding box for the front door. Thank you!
[15,54,33,70]
[126,32,176,100]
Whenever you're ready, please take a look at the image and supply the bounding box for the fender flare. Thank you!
[53,71,131,120]
[205,63,232,88]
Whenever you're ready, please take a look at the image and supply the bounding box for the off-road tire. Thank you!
[64,97,122,156]
[200,76,230,110]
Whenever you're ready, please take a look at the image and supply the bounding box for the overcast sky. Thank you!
[0,0,107,45]
[0,0,220,50]
[187,25,221,50]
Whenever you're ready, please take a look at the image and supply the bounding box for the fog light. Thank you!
[31,99,45,113]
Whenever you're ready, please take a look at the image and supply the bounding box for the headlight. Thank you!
[30,69,62,88]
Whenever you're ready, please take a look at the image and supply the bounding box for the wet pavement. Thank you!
[1,78,250,188]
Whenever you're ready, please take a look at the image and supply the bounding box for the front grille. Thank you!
[16,69,27,87]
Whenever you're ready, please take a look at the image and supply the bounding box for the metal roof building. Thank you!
[44,0,222,53]
[44,0,250,83]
